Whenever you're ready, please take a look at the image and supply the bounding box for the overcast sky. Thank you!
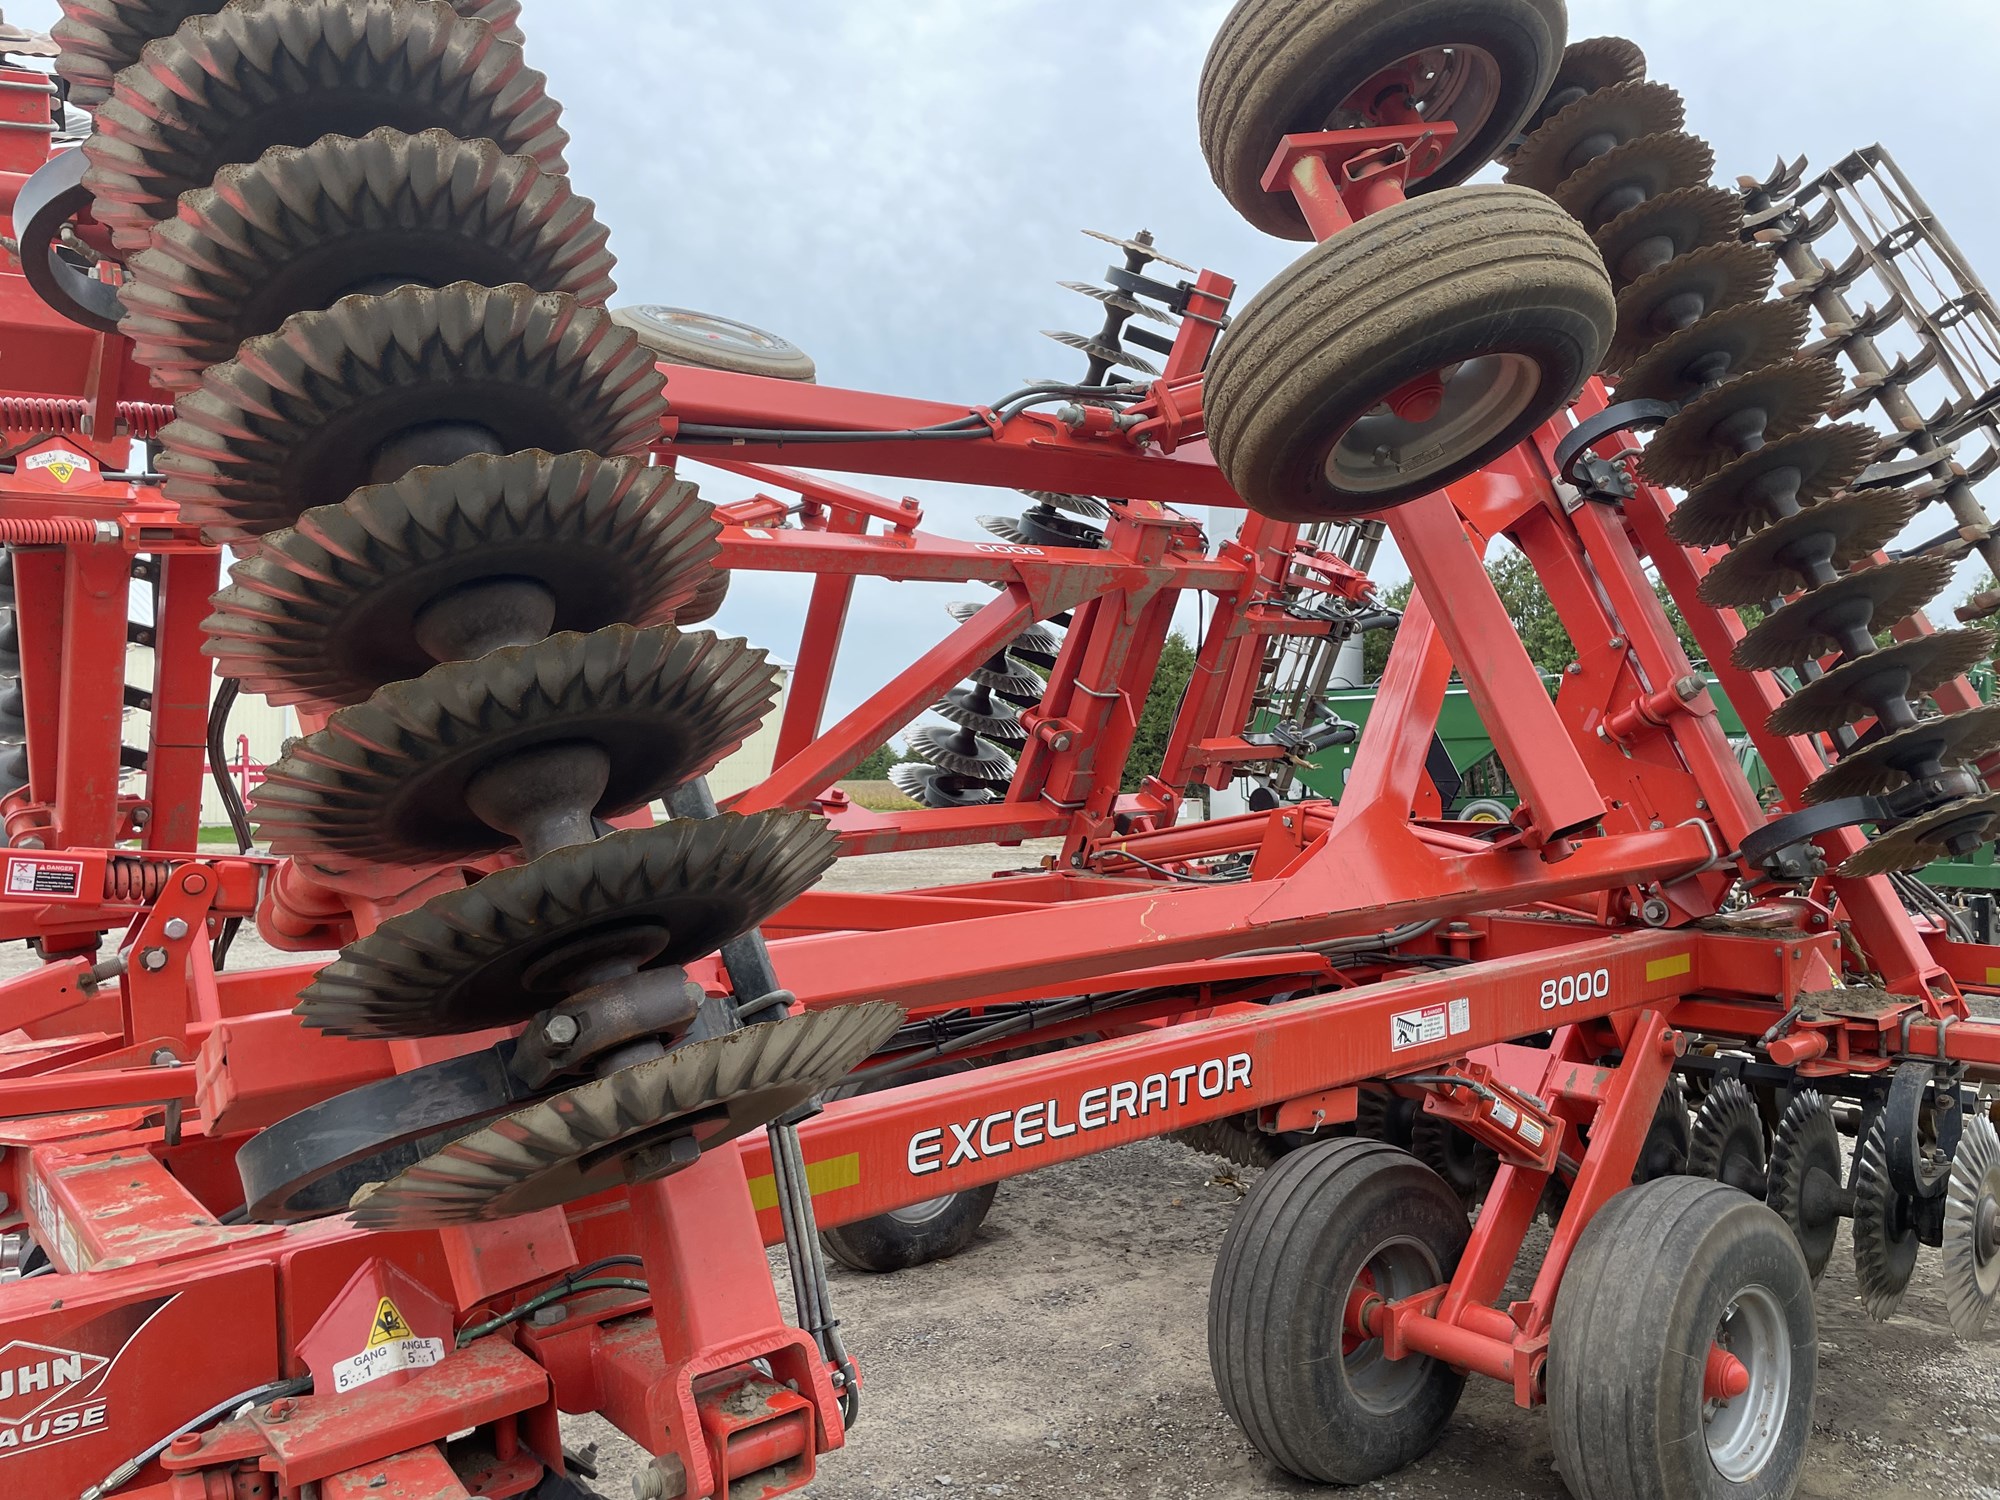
[14,0,2000,734]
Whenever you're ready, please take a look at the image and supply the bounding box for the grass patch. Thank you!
[840,779,916,812]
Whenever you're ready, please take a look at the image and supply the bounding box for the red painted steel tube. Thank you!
[145,548,220,851]
[772,505,864,766]
[56,541,132,847]
[1389,493,1607,840]
[731,590,1032,813]
[740,927,1778,1234]
[658,367,1239,509]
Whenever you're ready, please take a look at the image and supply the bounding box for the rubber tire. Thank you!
[1205,184,1614,520]
[818,1060,997,1273]
[611,304,816,382]
[819,1180,999,1273]
[1210,1139,1469,1484]
[1199,0,1567,239]
[1548,1177,1816,1500]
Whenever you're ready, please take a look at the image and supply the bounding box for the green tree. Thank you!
[852,743,898,779]
[1124,630,1197,791]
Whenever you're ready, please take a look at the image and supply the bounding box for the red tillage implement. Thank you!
[0,3,1996,1499]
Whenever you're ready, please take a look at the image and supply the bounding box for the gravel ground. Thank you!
[10,841,2000,1498]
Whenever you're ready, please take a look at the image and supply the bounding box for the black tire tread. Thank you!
[1205,184,1612,518]
[1210,1139,1468,1483]
[819,1182,998,1273]
[1550,1176,1815,1500]
[1172,1115,1293,1169]
[1199,0,1566,237]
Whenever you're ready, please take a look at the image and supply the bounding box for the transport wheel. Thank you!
[1549,1176,1815,1500]
[818,1062,997,1272]
[820,1184,999,1274]
[1210,1139,1469,1484]
[1410,1111,1499,1211]
[1173,1113,1307,1169]
[611,305,817,382]
[1199,0,1567,238]
[1204,185,1614,519]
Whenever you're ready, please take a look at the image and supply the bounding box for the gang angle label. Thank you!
[330,1298,445,1393]
[906,1051,1253,1176]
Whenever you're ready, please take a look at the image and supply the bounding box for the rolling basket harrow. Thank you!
[0,1,1998,1497]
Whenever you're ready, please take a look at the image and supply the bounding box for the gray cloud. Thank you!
[11,0,2000,731]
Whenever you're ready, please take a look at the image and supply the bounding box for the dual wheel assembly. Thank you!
[1213,1142,1816,1500]
[1188,1,1841,1496]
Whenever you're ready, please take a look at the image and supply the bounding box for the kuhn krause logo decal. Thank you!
[0,1296,171,1460]
[0,1342,110,1455]
[907,1052,1253,1176]
[23,447,92,485]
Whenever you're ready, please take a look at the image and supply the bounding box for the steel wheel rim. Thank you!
[1704,1284,1791,1482]
[1327,354,1541,495]
[885,1193,959,1228]
[1343,1236,1443,1413]
[1334,46,1503,175]
[627,306,790,356]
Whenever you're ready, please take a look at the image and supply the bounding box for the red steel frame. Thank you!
[0,81,1998,1500]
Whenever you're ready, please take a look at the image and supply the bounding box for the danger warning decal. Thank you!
[0,1297,172,1462]
[5,857,85,901]
[332,1297,445,1393]
[23,447,93,485]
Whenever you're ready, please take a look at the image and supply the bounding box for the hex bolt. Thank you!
[530,1302,569,1327]
[137,946,168,972]
[544,1014,581,1048]
[162,917,189,940]
[632,1456,688,1500]
[130,806,151,827]
[150,1048,178,1067]
[264,1398,297,1422]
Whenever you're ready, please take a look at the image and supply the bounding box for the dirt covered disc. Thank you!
[120,128,614,392]
[1613,295,1806,401]
[908,724,1017,785]
[160,282,666,548]
[1641,360,1845,490]
[945,600,1062,666]
[1604,243,1781,376]
[251,624,779,864]
[674,568,730,626]
[204,451,718,709]
[1694,487,1920,608]
[1592,185,1744,290]
[1549,130,1715,234]
[298,813,836,1038]
[1515,35,1647,142]
[1767,630,1995,738]
[53,0,524,108]
[1840,792,2000,879]
[1731,555,1956,673]
[347,1002,904,1228]
[1504,79,1685,196]
[889,761,996,809]
[931,685,1027,744]
[1666,423,1878,547]
[81,0,563,252]
[1804,703,2000,804]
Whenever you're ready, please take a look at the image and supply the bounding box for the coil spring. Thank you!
[104,856,172,903]
[0,397,175,440]
[0,517,101,544]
